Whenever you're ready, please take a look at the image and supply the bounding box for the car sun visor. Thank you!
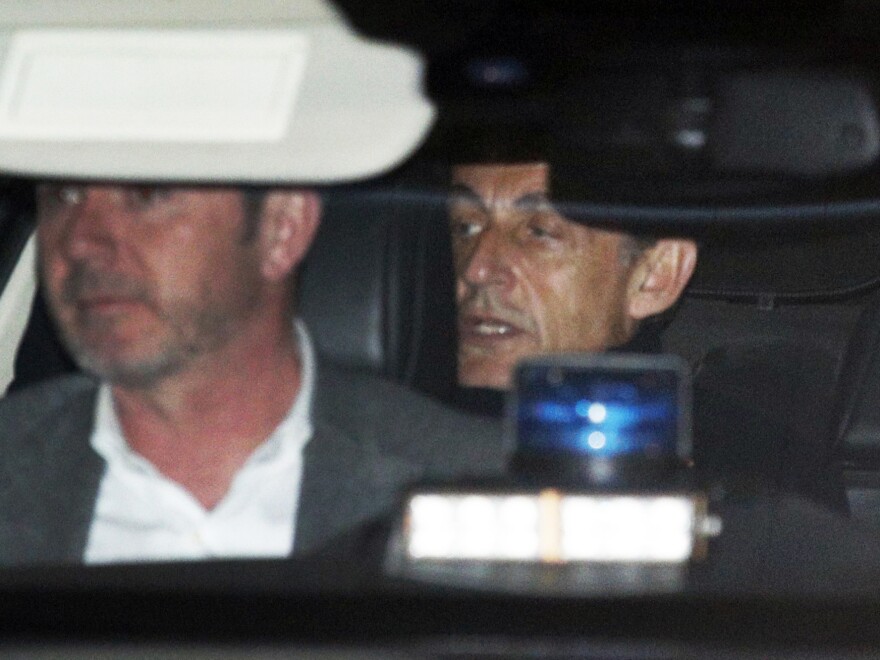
[0,0,435,184]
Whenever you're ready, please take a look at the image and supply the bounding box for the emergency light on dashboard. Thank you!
[399,489,720,565]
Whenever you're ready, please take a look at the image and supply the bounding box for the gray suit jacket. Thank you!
[0,363,506,565]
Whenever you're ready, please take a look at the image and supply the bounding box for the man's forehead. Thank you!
[451,162,551,208]
[453,162,549,185]
[448,163,638,244]
[32,181,294,198]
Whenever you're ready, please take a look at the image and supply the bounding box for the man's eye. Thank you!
[35,185,84,213]
[127,187,173,208]
[42,185,83,206]
[451,220,482,239]
[526,219,561,241]
[57,186,84,206]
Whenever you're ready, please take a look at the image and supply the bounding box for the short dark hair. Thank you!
[619,232,657,266]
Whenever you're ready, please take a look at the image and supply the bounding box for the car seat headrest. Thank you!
[280,184,460,399]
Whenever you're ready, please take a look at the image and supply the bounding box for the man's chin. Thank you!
[457,359,515,391]
[70,346,185,389]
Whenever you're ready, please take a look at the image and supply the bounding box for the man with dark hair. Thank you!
[445,160,846,511]
[450,161,697,391]
[0,183,503,565]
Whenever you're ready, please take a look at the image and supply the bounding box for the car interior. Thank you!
[1,2,880,526]
[4,164,880,527]
[1,0,880,531]
[6,2,880,656]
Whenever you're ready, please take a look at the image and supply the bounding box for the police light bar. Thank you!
[0,0,435,183]
[399,489,721,565]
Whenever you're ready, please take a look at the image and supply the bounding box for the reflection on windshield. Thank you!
[2,174,880,598]
[4,9,880,654]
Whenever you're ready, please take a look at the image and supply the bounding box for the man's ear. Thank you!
[257,190,321,281]
[625,239,698,321]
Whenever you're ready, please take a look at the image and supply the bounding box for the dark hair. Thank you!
[426,119,555,166]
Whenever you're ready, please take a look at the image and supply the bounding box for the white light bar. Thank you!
[559,495,694,562]
[408,494,542,561]
[403,490,720,565]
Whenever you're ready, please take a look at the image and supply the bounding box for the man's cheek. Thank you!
[455,277,469,303]
[41,264,65,309]
[539,288,605,353]
[524,273,574,349]
[530,298,563,352]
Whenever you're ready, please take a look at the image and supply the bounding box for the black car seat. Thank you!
[8,178,460,401]
[830,287,880,525]
[298,181,457,400]
[662,226,880,512]
[689,337,846,510]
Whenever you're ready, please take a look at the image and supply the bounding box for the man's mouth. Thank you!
[61,266,147,309]
[82,297,129,305]
[471,319,516,336]
[75,294,145,316]
[459,314,528,342]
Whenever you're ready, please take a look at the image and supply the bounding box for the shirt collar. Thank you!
[91,319,317,470]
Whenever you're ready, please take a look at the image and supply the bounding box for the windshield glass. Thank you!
[3,0,880,653]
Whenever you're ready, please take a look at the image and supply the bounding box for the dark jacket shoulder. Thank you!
[692,343,846,512]
[0,373,98,447]
[0,374,104,564]
[313,361,507,480]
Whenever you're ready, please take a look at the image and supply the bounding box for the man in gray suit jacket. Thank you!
[0,184,504,566]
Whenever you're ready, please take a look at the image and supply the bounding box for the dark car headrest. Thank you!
[298,185,458,400]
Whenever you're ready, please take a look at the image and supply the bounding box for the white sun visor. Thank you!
[0,1,435,183]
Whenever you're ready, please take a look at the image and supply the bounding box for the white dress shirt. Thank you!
[83,322,315,564]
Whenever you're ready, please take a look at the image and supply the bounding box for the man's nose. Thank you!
[461,228,513,289]
[57,187,124,262]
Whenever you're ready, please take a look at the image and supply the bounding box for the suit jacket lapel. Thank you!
[292,358,506,557]
[293,420,421,556]
[0,377,105,565]
[294,359,421,556]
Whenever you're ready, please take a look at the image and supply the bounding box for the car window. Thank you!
[3,0,880,654]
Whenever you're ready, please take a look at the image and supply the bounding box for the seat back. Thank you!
[298,184,457,399]
[831,289,880,523]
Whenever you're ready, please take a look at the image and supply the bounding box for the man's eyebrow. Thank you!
[449,185,552,213]
[449,183,487,212]
[513,192,552,211]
